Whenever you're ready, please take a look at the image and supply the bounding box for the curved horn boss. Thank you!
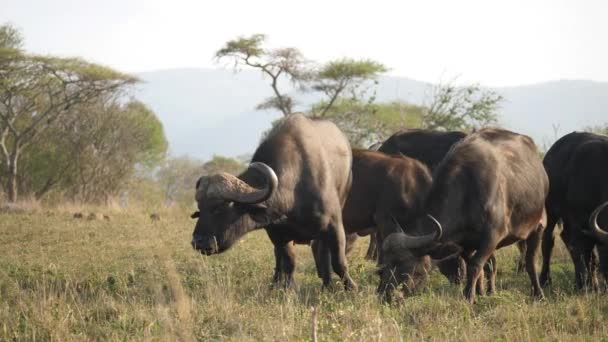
[197,162,278,204]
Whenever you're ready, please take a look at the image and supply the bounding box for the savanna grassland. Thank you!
[1,209,607,341]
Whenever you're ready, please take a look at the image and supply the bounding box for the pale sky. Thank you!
[1,0,607,87]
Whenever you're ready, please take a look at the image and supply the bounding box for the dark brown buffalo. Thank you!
[378,128,548,303]
[191,114,357,290]
[539,132,608,290]
[378,129,527,284]
[311,149,433,281]
[364,129,466,262]
[374,129,472,283]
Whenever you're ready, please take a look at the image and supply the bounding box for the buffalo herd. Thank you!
[190,114,608,303]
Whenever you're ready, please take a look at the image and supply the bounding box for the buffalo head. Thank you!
[377,215,461,302]
[191,162,278,255]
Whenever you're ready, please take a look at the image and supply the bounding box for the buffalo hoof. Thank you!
[345,282,358,292]
[539,273,552,287]
[269,277,298,291]
[532,291,545,301]
[344,277,358,291]
[516,262,526,274]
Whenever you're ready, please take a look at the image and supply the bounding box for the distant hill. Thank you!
[135,68,608,160]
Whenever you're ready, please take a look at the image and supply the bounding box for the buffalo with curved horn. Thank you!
[376,128,506,286]
[378,128,548,304]
[191,114,357,290]
[539,132,608,290]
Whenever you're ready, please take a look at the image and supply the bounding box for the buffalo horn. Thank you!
[588,201,608,244]
[201,162,278,205]
[395,214,443,249]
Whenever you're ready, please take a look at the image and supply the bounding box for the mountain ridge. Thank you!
[135,68,608,160]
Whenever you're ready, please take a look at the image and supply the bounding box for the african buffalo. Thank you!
[364,130,466,262]
[375,129,473,283]
[191,114,357,290]
[311,149,433,280]
[378,128,548,303]
[539,132,608,290]
[379,128,527,284]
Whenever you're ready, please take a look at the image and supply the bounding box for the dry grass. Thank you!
[0,210,606,341]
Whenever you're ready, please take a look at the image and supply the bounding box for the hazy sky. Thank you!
[2,0,607,86]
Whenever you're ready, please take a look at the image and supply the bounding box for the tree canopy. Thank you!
[0,23,166,203]
[215,34,387,118]
[311,58,388,117]
[421,80,502,131]
[216,34,309,116]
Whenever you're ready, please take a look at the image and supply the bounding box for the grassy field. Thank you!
[0,209,607,341]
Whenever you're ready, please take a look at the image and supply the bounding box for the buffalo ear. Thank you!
[244,204,268,223]
[427,243,462,261]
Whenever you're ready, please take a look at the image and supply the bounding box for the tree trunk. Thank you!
[6,149,19,202]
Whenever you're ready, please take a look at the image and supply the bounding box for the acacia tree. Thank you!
[310,58,387,117]
[422,79,503,131]
[216,34,387,118]
[0,24,137,201]
[215,34,309,116]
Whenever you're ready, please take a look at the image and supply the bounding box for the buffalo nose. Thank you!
[191,236,217,255]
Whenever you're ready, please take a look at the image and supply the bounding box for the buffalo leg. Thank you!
[271,245,282,285]
[464,241,497,304]
[345,233,358,256]
[365,232,378,261]
[311,239,324,279]
[596,245,608,290]
[266,227,297,289]
[324,219,358,291]
[516,241,527,274]
[565,213,598,291]
[525,228,544,299]
[313,233,357,282]
[589,248,600,290]
[539,215,560,286]
[316,239,333,288]
[271,241,297,288]
[569,244,597,291]
[475,267,487,297]
[485,254,497,295]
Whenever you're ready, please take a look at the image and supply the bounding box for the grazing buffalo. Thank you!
[379,128,527,284]
[540,132,608,289]
[378,128,548,303]
[364,130,466,262]
[373,129,472,283]
[191,114,357,290]
[312,149,433,280]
